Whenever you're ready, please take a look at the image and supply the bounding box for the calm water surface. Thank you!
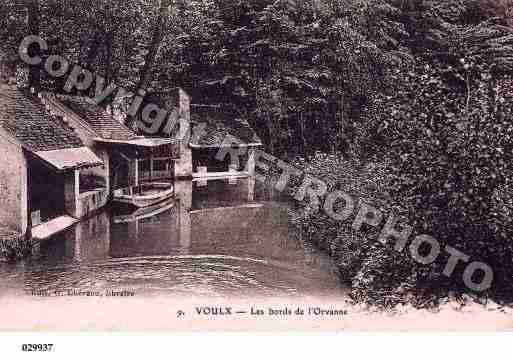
[0,180,343,298]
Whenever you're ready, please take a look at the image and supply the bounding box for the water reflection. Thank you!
[2,179,343,298]
[36,210,111,263]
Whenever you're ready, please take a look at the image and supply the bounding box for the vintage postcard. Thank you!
[0,0,513,343]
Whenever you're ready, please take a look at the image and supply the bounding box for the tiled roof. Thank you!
[0,85,84,152]
[54,95,137,141]
[190,105,262,147]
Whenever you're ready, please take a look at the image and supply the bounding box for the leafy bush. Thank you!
[0,231,31,263]
[290,142,513,308]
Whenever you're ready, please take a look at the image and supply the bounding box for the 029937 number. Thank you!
[22,344,54,352]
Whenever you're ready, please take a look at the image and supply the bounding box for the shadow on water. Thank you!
[0,179,343,298]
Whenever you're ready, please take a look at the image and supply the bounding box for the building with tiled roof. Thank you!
[41,92,181,202]
[43,94,138,142]
[0,88,84,152]
[0,85,104,173]
[141,89,263,183]
[0,85,105,239]
[175,103,262,192]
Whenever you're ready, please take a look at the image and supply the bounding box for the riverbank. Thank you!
[285,152,513,310]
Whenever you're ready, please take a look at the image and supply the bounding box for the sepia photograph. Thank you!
[0,0,512,354]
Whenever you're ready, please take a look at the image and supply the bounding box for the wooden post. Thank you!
[245,148,256,201]
[228,163,238,185]
[134,158,139,185]
[64,169,80,218]
[197,166,207,187]
[246,148,256,175]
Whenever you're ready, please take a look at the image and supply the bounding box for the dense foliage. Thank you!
[358,0,513,305]
[291,0,513,307]
[1,0,407,156]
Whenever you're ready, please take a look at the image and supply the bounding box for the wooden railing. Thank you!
[139,170,173,181]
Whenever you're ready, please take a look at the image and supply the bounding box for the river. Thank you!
[0,179,343,299]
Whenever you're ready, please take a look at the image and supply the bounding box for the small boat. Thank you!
[112,197,175,223]
[112,182,174,208]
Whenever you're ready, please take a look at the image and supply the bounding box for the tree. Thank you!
[359,0,513,298]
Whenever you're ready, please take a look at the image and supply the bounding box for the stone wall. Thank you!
[177,89,192,178]
[175,137,193,179]
[64,170,109,219]
[0,131,27,234]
